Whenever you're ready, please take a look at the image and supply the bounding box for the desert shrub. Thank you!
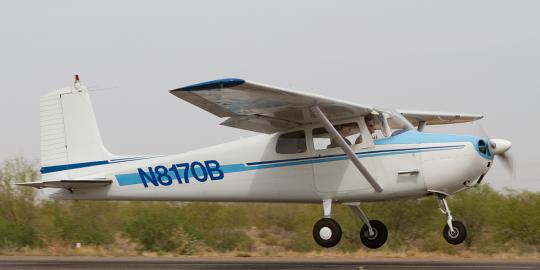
[0,157,40,248]
[0,218,39,248]
[124,202,253,253]
[124,202,187,252]
[39,201,118,245]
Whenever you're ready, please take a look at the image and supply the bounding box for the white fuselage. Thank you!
[47,129,492,204]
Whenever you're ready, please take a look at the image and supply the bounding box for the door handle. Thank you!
[398,170,419,176]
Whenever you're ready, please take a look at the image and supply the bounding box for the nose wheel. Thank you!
[443,220,467,245]
[437,194,467,245]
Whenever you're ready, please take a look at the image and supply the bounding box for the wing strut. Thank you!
[311,106,383,192]
[417,121,427,132]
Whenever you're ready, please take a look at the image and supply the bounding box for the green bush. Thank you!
[0,157,40,249]
[124,202,253,253]
[124,202,187,252]
[0,218,39,248]
[42,201,118,245]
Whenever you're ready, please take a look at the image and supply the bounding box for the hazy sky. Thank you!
[1,1,538,191]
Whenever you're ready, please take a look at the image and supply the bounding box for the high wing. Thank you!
[397,109,483,127]
[170,79,373,133]
[170,78,483,133]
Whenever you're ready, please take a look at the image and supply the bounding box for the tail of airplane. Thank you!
[40,75,114,180]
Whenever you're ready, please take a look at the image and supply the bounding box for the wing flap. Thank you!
[220,115,299,134]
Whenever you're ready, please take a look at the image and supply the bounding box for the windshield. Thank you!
[375,109,415,137]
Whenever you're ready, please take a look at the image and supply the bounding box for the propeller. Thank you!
[476,123,515,177]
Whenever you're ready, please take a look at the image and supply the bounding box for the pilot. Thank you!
[364,116,378,140]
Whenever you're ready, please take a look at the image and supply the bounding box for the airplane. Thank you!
[19,75,513,249]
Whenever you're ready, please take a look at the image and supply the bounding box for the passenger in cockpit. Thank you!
[327,124,352,148]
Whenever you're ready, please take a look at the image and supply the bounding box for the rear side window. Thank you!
[276,131,307,154]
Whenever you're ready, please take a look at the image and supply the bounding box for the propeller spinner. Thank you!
[488,138,514,175]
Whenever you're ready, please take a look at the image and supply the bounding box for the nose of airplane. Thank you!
[488,139,512,155]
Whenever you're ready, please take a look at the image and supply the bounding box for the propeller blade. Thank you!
[476,122,489,139]
[497,152,515,179]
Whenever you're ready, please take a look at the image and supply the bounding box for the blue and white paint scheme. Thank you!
[19,76,512,249]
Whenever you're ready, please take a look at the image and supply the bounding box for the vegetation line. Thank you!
[1,157,538,256]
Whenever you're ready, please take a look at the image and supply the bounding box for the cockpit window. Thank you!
[385,110,414,135]
[276,130,307,154]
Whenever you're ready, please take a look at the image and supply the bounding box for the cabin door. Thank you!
[311,120,377,194]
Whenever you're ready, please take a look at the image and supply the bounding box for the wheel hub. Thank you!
[319,227,332,240]
[448,227,460,238]
[365,228,379,240]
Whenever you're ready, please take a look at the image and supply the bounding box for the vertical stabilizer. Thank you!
[40,76,113,179]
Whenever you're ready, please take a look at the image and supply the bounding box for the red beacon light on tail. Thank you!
[74,74,82,90]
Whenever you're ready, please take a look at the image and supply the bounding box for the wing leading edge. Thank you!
[170,79,373,133]
[170,79,483,133]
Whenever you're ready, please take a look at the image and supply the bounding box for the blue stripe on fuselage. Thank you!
[40,160,110,174]
[40,156,158,174]
[40,131,482,175]
[114,145,464,186]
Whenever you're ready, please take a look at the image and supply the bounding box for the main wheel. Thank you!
[443,220,467,245]
[313,218,342,248]
[360,220,388,249]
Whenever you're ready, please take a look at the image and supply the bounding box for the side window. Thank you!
[276,130,307,154]
[312,122,361,150]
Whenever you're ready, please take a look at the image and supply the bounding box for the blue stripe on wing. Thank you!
[172,78,245,92]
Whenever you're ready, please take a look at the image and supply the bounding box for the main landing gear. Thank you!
[437,194,467,245]
[312,196,467,248]
[349,203,388,249]
[312,199,342,248]
[312,200,388,249]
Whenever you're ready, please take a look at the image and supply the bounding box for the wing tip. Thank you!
[171,78,245,92]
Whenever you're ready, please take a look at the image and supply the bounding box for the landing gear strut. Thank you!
[312,199,342,248]
[349,203,388,249]
[437,194,467,245]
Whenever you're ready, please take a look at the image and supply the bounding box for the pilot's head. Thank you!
[365,116,376,134]
[337,124,352,137]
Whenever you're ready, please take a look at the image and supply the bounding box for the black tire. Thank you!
[443,220,467,245]
[360,220,388,249]
[312,218,342,248]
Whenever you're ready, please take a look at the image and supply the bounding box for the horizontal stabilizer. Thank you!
[16,179,112,189]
